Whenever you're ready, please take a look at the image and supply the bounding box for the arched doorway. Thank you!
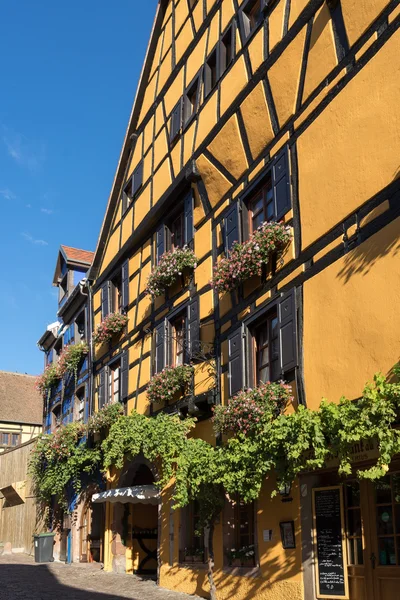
[80,501,105,563]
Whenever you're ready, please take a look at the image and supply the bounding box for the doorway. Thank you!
[130,464,158,577]
[344,472,400,600]
[80,502,105,563]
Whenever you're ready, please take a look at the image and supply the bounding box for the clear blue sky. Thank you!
[0,0,158,375]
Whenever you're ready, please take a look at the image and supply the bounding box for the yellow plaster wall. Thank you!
[240,82,274,160]
[298,30,400,249]
[304,217,400,410]
[269,0,286,51]
[220,56,248,115]
[302,2,337,101]
[207,115,248,180]
[196,154,232,207]
[268,26,306,127]
[341,0,391,47]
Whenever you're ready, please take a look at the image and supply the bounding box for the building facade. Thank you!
[0,371,42,454]
[34,1,400,599]
[37,245,100,564]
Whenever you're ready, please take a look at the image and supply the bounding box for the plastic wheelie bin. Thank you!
[33,533,55,563]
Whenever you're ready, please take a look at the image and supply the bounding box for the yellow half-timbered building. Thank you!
[87,1,400,598]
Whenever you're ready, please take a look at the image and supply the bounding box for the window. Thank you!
[132,161,143,197]
[220,26,234,75]
[184,78,199,124]
[227,290,297,397]
[234,497,255,558]
[224,496,256,566]
[170,212,184,250]
[76,387,86,423]
[249,174,274,232]
[101,260,129,318]
[0,432,10,447]
[63,323,75,346]
[242,0,263,37]
[11,433,20,447]
[98,352,128,409]
[171,313,187,367]
[253,311,279,384]
[54,337,63,359]
[223,149,291,254]
[154,297,199,374]
[52,405,61,429]
[122,161,143,214]
[111,272,122,314]
[108,361,121,404]
[122,177,133,214]
[180,500,205,563]
[76,310,86,340]
[155,190,194,264]
[204,50,217,97]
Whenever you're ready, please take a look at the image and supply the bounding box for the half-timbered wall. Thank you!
[91,0,400,597]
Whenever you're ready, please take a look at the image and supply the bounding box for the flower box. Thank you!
[212,221,291,294]
[146,246,197,298]
[93,312,128,346]
[147,365,194,405]
[230,558,254,568]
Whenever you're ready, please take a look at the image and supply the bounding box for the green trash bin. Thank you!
[33,533,55,563]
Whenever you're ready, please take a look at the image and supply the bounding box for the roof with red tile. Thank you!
[61,246,94,265]
[0,372,43,425]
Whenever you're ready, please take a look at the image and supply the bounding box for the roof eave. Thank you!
[88,1,165,282]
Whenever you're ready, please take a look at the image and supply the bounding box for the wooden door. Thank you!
[80,505,91,562]
[368,472,400,600]
[343,480,374,600]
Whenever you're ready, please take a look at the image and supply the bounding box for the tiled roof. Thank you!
[0,372,43,425]
[61,246,94,265]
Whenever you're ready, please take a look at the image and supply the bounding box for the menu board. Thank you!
[312,486,349,599]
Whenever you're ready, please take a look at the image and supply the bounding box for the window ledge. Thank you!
[222,565,261,578]
[177,562,208,570]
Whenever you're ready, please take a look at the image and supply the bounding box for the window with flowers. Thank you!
[179,500,206,564]
[227,288,298,397]
[98,351,129,410]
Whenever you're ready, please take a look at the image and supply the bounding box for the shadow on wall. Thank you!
[0,562,138,600]
[336,183,400,285]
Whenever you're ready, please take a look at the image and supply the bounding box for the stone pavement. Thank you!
[0,553,203,600]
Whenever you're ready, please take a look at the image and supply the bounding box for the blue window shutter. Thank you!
[187,297,200,358]
[273,148,291,220]
[184,190,194,245]
[101,283,109,319]
[278,288,298,374]
[228,325,245,397]
[224,201,241,254]
[121,260,129,312]
[156,225,166,264]
[121,351,129,402]
[155,322,166,373]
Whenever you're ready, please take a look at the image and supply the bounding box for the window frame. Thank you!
[184,73,201,126]
[204,49,218,98]
[220,24,235,76]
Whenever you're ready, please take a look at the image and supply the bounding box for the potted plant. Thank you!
[227,545,256,567]
[92,312,128,346]
[147,364,194,405]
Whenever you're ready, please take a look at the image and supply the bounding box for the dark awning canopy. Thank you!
[91,485,160,505]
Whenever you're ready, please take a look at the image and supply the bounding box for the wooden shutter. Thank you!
[228,325,245,397]
[273,148,291,220]
[120,351,129,402]
[156,224,167,264]
[98,368,107,409]
[121,260,129,312]
[133,161,143,196]
[155,322,166,373]
[224,201,241,254]
[170,99,182,141]
[188,297,200,358]
[278,288,298,374]
[101,282,110,319]
[184,190,194,245]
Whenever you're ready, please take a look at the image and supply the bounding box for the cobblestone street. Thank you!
[0,554,203,600]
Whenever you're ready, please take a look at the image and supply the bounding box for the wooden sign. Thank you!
[312,486,349,599]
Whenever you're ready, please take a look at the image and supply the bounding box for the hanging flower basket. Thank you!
[93,312,128,346]
[86,402,124,434]
[212,381,293,436]
[146,246,198,298]
[57,342,89,381]
[36,363,61,397]
[211,221,291,294]
[147,364,194,404]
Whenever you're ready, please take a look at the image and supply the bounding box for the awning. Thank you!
[91,485,160,505]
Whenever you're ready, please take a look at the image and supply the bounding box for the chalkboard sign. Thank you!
[312,486,349,600]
